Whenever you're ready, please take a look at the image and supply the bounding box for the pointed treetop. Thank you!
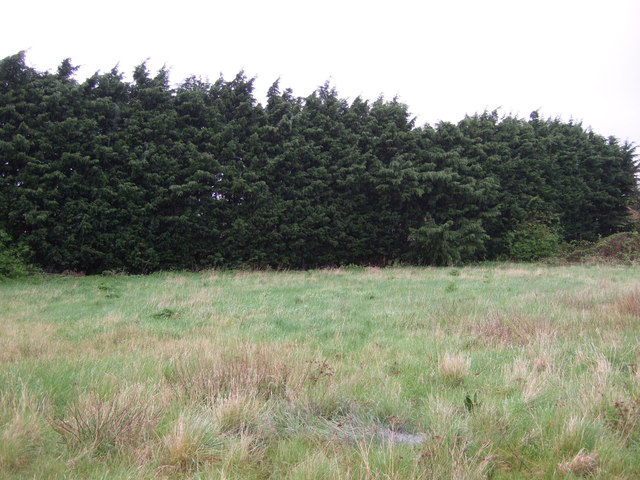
[56,58,79,80]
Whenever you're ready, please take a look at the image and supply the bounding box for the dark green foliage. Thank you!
[456,111,639,256]
[506,219,561,262]
[0,230,29,278]
[408,219,486,266]
[0,52,638,273]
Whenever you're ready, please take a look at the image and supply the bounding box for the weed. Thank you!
[306,359,334,385]
[522,372,547,404]
[285,451,341,479]
[606,397,640,445]
[343,264,365,272]
[464,392,480,413]
[97,282,120,298]
[151,308,176,319]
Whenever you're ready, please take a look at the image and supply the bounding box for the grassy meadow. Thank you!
[1,264,640,479]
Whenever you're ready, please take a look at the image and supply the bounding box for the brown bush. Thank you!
[558,232,640,265]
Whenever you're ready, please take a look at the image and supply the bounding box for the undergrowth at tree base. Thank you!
[552,231,640,265]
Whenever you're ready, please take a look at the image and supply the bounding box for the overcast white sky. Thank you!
[4,0,640,148]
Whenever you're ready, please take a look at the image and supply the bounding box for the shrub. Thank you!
[506,220,560,262]
[0,230,30,279]
[556,232,640,264]
[590,232,640,264]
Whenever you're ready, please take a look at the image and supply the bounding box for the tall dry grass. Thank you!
[51,385,161,457]
[0,384,48,472]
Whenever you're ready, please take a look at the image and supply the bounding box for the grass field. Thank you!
[1,264,640,479]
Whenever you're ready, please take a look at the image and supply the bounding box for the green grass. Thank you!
[1,264,640,478]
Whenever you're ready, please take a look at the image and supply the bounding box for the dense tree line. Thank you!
[1,52,638,273]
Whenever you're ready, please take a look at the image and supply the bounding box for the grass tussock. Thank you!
[158,413,223,474]
[212,393,272,435]
[438,352,470,386]
[164,343,299,403]
[51,385,160,456]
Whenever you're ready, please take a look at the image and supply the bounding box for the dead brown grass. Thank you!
[164,343,303,403]
[473,311,553,347]
[558,449,600,477]
[438,352,469,385]
[614,287,640,317]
